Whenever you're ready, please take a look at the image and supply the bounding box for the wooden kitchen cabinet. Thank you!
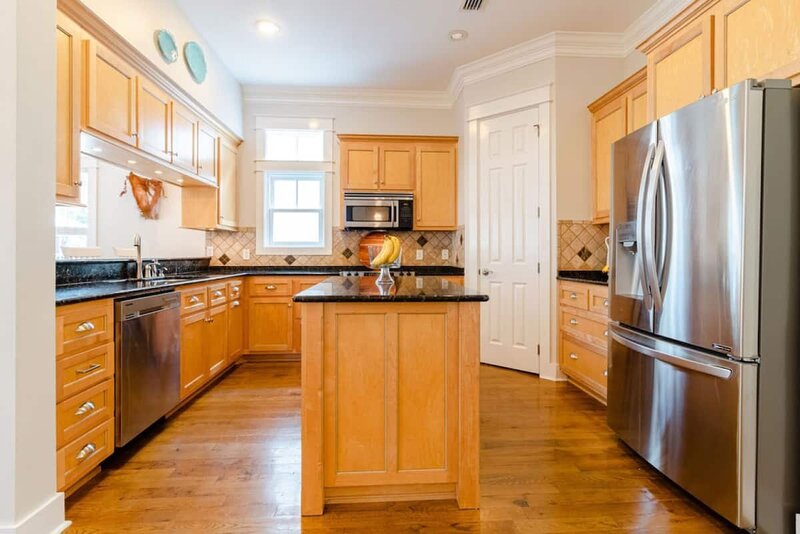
[228,296,244,360]
[137,77,171,161]
[197,121,219,183]
[588,68,647,224]
[218,137,239,228]
[171,101,198,174]
[341,141,379,190]
[415,143,458,230]
[181,133,240,230]
[180,310,208,398]
[378,143,415,190]
[292,276,328,354]
[56,13,82,201]
[248,297,294,353]
[340,139,417,191]
[206,304,228,377]
[82,39,138,145]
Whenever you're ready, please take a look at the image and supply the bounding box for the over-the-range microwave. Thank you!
[343,192,413,230]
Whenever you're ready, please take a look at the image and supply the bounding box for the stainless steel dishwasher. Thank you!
[115,291,181,446]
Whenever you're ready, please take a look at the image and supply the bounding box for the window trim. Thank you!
[264,171,326,249]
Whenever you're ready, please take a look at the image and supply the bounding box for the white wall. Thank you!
[81,0,243,136]
[91,159,207,258]
[623,50,647,78]
[0,0,65,532]
[238,101,457,228]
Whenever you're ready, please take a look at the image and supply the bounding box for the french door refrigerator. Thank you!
[608,79,800,533]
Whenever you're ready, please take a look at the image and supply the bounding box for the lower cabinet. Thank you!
[206,304,228,378]
[228,297,244,359]
[248,297,294,352]
[180,310,208,398]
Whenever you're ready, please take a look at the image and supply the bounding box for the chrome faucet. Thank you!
[133,234,143,280]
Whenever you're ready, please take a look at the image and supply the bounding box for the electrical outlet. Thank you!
[416,249,424,261]
[206,246,214,257]
[416,277,424,289]
[242,248,251,260]
[441,249,449,260]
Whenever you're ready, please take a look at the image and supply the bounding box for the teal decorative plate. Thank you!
[183,41,207,84]
[154,30,178,64]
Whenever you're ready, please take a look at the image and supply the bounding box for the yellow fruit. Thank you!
[370,236,393,267]
[388,236,401,263]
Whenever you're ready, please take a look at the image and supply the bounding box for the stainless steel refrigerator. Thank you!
[608,79,800,533]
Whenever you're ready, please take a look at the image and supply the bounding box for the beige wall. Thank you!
[1,0,65,531]
[81,0,243,136]
[623,49,647,78]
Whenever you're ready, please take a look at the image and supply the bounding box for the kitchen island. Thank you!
[294,276,488,515]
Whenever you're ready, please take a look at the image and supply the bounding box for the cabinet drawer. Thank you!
[561,310,608,341]
[56,299,113,357]
[57,418,114,491]
[228,279,243,300]
[207,282,228,307]
[56,378,114,448]
[559,283,589,310]
[249,277,292,297]
[589,286,610,315]
[56,342,114,402]
[561,335,607,391]
[180,286,208,314]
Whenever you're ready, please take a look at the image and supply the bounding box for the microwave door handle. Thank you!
[636,143,656,310]
[645,140,665,312]
[393,204,398,227]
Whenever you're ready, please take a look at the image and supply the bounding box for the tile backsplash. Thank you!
[207,227,465,268]
[558,220,609,270]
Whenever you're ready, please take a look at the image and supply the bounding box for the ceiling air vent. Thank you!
[462,0,484,11]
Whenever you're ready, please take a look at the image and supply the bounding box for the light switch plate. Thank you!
[242,248,251,260]
[206,246,214,257]
[441,249,449,260]
[416,249,424,260]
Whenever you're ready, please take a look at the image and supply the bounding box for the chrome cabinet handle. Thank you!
[604,330,608,337]
[204,317,215,323]
[569,293,577,300]
[76,363,101,375]
[569,318,578,325]
[213,290,223,298]
[603,369,608,377]
[603,299,609,307]
[74,401,96,416]
[75,443,97,462]
[232,286,240,293]
[75,321,96,333]
[189,296,201,304]
[231,300,240,308]
[266,285,277,290]
[569,353,578,360]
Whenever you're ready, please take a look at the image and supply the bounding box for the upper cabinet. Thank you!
[83,40,138,145]
[197,121,219,183]
[137,78,171,161]
[171,101,198,173]
[56,13,82,201]
[218,137,239,228]
[338,135,458,230]
[588,69,647,224]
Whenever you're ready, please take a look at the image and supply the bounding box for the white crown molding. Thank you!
[620,0,695,55]
[242,85,452,109]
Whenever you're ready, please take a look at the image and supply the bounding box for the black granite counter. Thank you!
[56,265,466,306]
[557,270,608,286]
[293,276,488,303]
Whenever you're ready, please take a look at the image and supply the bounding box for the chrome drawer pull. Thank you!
[569,318,578,325]
[569,293,577,300]
[189,296,201,304]
[266,285,277,290]
[75,321,96,333]
[75,443,97,462]
[213,290,223,298]
[603,369,608,377]
[604,330,608,337]
[205,317,215,323]
[603,299,609,307]
[74,401,96,416]
[76,363,101,375]
[569,353,578,360]
[232,286,240,293]
[231,300,240,308]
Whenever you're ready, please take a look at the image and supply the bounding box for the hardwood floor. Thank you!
[65,362,737,533]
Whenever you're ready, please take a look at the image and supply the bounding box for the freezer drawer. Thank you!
[607,324,757,530]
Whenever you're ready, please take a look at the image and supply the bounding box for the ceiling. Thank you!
[175,0,658,90]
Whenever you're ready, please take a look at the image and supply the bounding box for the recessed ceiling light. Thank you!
[127,159,137,165]
[154,170,163,175]
[256,19,280,36]
[449,30,468,41]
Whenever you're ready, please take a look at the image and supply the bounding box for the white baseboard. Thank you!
[538,361,566,382]
[0,492,68,534]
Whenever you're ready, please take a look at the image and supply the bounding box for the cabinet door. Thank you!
[341,142,379,190]
[56,14,82,200]
[591,97,627,224]
[713,0,800,89]
[171,101,198,173]
[227,298,244,360]
[180,311,207,399]
[292,276,328,354]
[197,122,218,182]
[218,137,238,228]
[137,78,171,161]
[206,305,227,377]
[627,79,649,133]
[83,40,138,145]
[647,16,713,119]
[379,143,415,190]
[248,297,293,352]
[415,144,457,230]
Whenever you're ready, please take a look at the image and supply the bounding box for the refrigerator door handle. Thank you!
[636,143,656,310]
[610,328,733,380]
[644,140,666,311]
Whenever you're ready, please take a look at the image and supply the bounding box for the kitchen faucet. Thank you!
[133,233,142,280]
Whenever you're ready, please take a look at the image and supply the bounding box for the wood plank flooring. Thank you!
[65,362,738,533]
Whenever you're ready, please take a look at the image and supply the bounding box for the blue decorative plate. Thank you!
[154,29,178,64]
[183,41,207,84]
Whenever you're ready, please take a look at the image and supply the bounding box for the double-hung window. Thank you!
[255,118,334,255]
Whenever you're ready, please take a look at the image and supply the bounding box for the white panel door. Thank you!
[478,109,540,373]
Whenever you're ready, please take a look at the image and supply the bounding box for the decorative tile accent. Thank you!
[341,248,353,259]
[218,254,230,265]
[416,235,429,247]
[558,220,609,270]
[284,255,296,265]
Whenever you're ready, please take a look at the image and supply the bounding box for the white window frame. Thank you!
[255,117,335,255]
[263,171,327,251]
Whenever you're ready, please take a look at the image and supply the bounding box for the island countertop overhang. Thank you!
[292,275,489,303]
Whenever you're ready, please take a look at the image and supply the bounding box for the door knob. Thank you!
[480,269,493,276]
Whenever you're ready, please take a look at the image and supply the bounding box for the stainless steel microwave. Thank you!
[343,192,413,230]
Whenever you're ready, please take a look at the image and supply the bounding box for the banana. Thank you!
[370,236,393,267]
[388,236,402,263]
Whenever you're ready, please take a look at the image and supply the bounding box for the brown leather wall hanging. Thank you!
[126,173,164,219]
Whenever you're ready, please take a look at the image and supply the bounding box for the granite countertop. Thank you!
[557,270,609,286]
[293,276,489,303]
[56,266,466,306]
